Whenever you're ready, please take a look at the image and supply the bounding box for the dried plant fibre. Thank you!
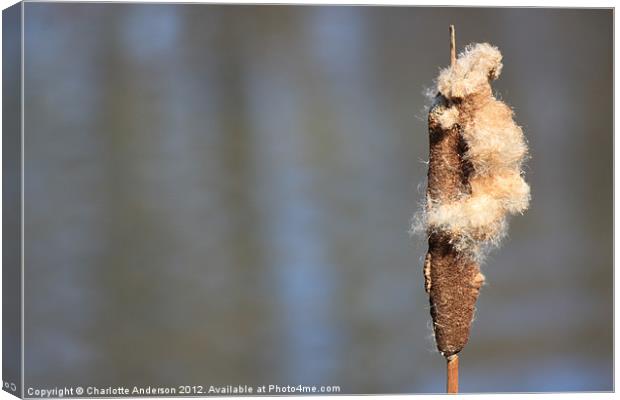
[419,43,530,357]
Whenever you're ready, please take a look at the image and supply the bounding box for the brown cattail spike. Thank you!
[418,28,530,358]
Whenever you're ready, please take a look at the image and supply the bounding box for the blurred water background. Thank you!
[19,4,612,393]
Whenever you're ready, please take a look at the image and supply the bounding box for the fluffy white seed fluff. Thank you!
[416,43,530,259]
[437,43,503,99]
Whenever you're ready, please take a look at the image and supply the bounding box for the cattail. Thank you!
[416,26,530,392]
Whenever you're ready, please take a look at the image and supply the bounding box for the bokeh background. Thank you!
[19,4,612,393]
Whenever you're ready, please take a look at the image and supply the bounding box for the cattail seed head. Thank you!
[416,42,530,357]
